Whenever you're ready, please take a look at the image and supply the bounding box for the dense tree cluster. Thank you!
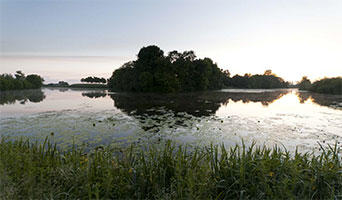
[81,76,106,84]
[298,76,341,95]
[108,46,227,93]
[224,70,289,89]
[298,76,311,90]
[0,71,44,91]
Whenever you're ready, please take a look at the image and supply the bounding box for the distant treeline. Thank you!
[108,46,289,93]
[0,71,44,91]
[224,70,289,89]
[298,76,341,95]
[81,76,106,84]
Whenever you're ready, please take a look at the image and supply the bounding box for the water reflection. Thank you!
[107,90,292,131]
[1,88,341,151]
[0,89,46,105]
[109,90,291,118]
[221,89,290,106]
[296,91,342,109]
[82,91,107,99]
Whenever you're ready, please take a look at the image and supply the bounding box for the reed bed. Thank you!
[0,138,341,199]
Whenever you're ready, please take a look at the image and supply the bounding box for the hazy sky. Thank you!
[1,0,341,83]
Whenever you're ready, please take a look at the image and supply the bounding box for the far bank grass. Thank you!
[44,83,109,89]
[0,138,341,199]
[70,83,109,89]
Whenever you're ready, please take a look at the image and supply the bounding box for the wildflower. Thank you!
[129,168,133,174]
[269,172,274,177]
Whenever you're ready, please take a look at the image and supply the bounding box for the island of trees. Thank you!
[0,71,44,91]
[108,46,225,92]
[108,45,289,93]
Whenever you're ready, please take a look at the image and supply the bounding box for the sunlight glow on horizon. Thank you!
[0,0,341,83]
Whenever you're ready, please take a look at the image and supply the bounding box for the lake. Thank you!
[0,87,341,152]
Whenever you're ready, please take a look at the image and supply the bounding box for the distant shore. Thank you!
[44,83,109,89]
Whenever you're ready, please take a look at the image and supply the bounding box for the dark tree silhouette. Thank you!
[297,76,341,95]
[26,74,44,88]
[81,76,106,84]
[108,45,226,93]
[298,76,312,90]
[229,72,289,89]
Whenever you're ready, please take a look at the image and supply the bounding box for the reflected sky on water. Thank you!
[0,88,341,152]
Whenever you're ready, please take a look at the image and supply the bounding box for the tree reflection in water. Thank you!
[0,89,46,105]
[109,90,290,117]
[80,89,341,132]
[296,91,342,109]
[108,90,291,131]
[81,91,107,99]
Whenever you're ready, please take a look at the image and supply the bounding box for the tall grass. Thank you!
[0,138,341,199]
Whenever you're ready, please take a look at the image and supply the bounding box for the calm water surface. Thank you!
[0,87,341,152]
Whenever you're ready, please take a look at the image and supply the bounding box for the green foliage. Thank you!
[26,74,44,88]
[298,77,341,95]
[0,71,44,91]
[108,46,226,92]
[310,77,341,95]
[1,138,341,199]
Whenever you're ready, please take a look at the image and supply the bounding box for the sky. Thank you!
[0,0,341,83]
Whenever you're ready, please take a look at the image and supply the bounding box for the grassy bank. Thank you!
[0,138,341,199]
[70,83,109,89]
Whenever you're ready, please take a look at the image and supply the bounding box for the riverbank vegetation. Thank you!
[1,138,341,199]
[0,71,44,91]
[225,70,289,89]
[298,76,341,95]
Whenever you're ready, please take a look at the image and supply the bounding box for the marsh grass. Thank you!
[69,84,108,89]
[0,138,341,199]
